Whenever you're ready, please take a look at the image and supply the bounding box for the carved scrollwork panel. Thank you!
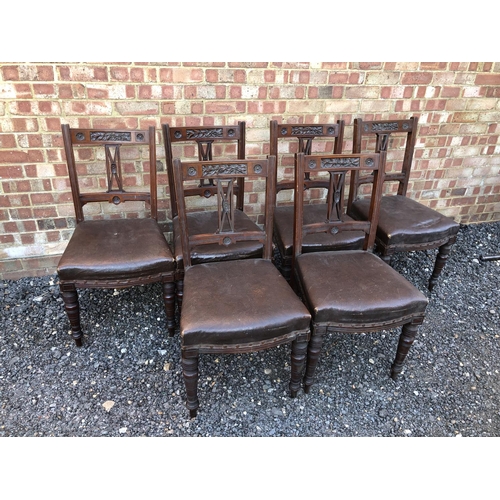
[91,131,132,142]
[187,128,223,139]
[202,164,248,176]
[320,157,360,169]
[368,122,399,132]
[291,126,323,136]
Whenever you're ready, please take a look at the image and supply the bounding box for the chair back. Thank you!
[293,151,386,260]
[173,156,276,269]
[163,123,246,219]
[270,120,345,195]
[350,117,418,205]
[61,125,158,223]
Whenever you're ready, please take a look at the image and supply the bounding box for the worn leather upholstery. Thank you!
[350,195,459,248]
[57,219,175,281]
[181,259,311,347]
[296,250,428,325]
[274,204,365,257]
[173,210,263,267]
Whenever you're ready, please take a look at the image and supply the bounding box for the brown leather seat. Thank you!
[292,152,428,393]
[349,195,459,248]
[274,204,365,258]
[181,259,311,347]
[162,122,262,312]
[349,117,459,290]
[296,250,428,325]
[172,210,262,266]
[270,120,364,280]
[173,156,311,418]
[58,125,176,346]
[58,219,175,281]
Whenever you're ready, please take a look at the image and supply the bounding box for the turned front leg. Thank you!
[182,350,199,418]
[176,279,184,315]
[303,325,327,394]
[162,281,176,337]
[391,320,421,380]
[429,239,455,291]
[60,283,83,347]
[290,332,309,397]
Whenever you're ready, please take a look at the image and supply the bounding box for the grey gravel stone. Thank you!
[0,222,499,436]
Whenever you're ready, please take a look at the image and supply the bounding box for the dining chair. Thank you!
[173,155,311,417]
[291,151,428,394]
[348,117,460,291]
[269,120,365,280]
[162,122,263,312]
[58,125,176,346]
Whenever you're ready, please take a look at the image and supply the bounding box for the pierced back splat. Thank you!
[326,171,346,222]
[105,144,125,193]
[198,141,215,188]
[216,179,235,233]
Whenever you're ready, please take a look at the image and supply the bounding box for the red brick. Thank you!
[420,62,448,70]
[0,234,14,244]
[205,101,246,114]
[0,135,16,148]
[401,72,433,85]
[33,84,56,96]
[110,67,130,81]
[329,73,349,84]
[0,165,24,178]
[20,233,35,244]
[358,62,383,70]
[442,86,461,97]
[2,66,19,80]
[14,84,32,98]
[30,193,55,205]
[475,74,500,85]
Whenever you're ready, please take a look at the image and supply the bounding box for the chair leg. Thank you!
[380,253,392,265]
[391,320,420,380]
[182,351,199,418]
[59,283,83,347]
[176,279,184,315]
[279,256,292,282]
[428,238,455,291]
[289,333,308,397]
[303,325,327,394]
[162,281,176,337]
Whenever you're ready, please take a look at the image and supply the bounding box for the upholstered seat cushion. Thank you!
[181,259,311,347]
[173,210,263,267]
[274,204,365,256]
[296,250,428,325]
[349,195,459,247]
[57,218,175,281]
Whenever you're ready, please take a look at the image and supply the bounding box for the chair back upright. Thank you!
[293,151,386,262]
[270,120,345,197]
[61,124,158,223]
[163,122,246,219]
[173,156,277,270]
[349,116,418,206]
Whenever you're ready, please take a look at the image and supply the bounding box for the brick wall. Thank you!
[1,62,499,279]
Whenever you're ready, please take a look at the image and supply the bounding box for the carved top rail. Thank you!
[173,157,276,268]
[167,125,243,143]
[178,160,269,181]
[68,128,151,144]
[356,119,414,135]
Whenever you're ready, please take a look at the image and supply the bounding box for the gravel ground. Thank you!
[1,221,499,438]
